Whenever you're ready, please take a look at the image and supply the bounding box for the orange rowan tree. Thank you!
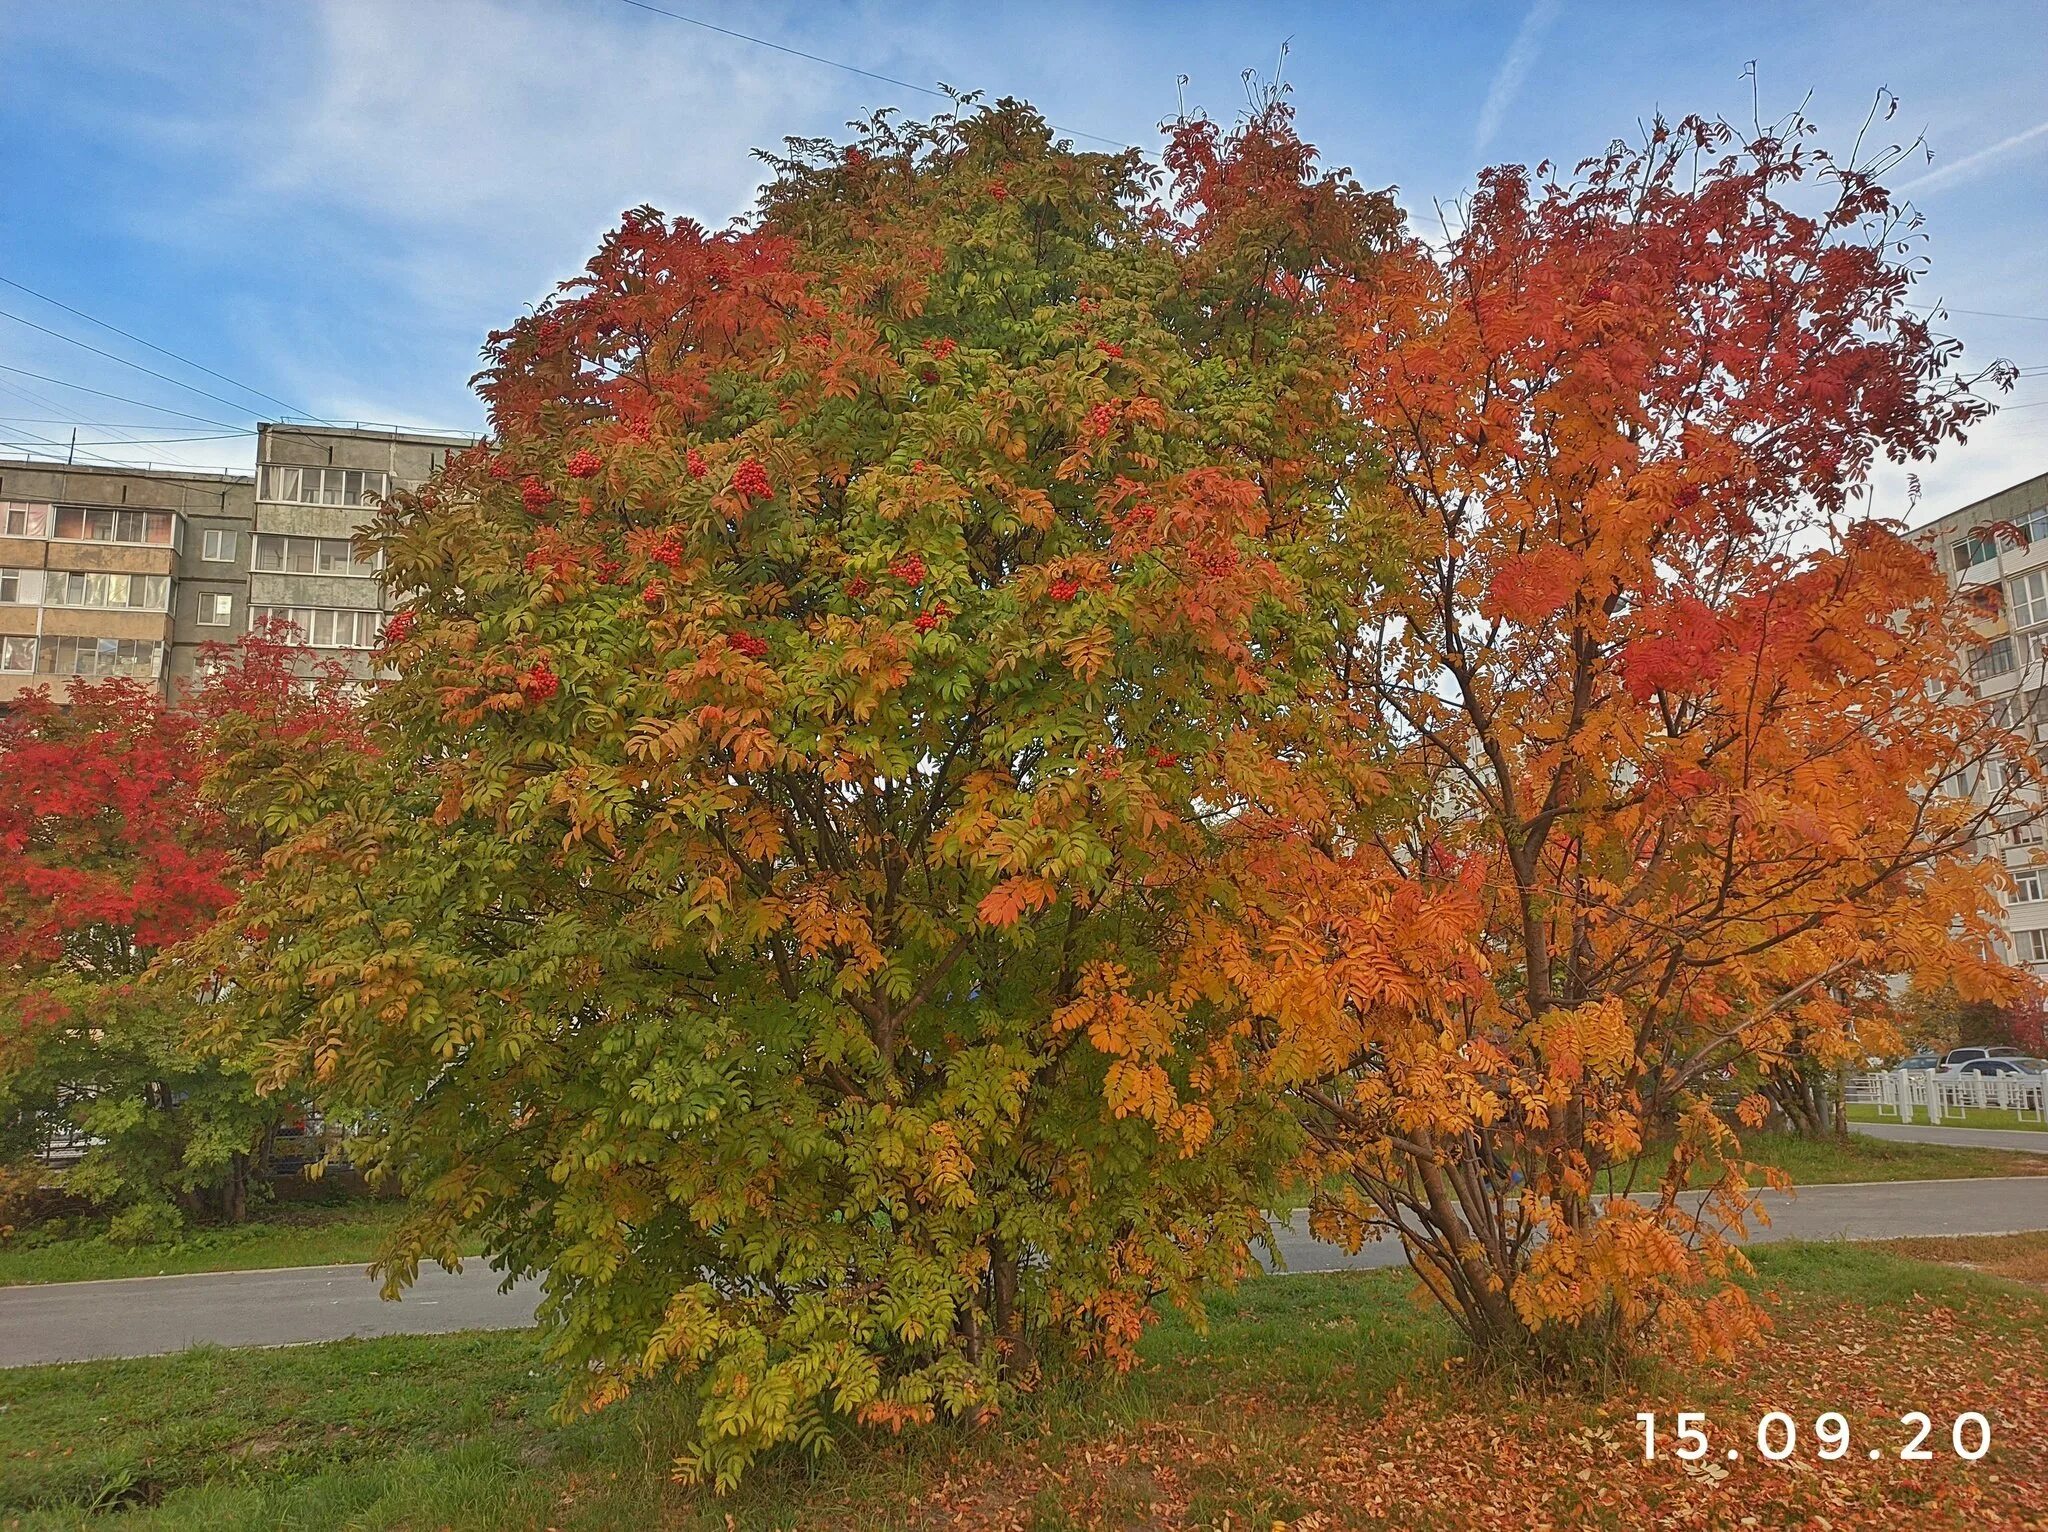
[1200,113,2034,1365]
[196,101,1398,1486]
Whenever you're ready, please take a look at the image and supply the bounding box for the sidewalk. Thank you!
[9,1176,2048,1368]
[1850,1121,2048,1154]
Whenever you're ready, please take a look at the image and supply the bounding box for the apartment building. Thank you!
[1917,467,2048,972]
[0,422,471,706]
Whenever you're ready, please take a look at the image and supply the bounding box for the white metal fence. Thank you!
[1846,1069,2047,1125]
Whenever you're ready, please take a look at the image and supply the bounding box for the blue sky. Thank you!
[2,1,2044,521]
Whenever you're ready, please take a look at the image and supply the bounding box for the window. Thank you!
[250,604,381,649]
[252,533,377,576]
[0,636,33,672]
[2019,505,2048,550]
[1954,532,2000,572]
[43,572,171,610]
[198,592,234,627]
[3,502,50,537]
[2007,820,2044,847]
[2009,570,2048,630]
[0,567,39,604]
[2026,929,2048,963]
[1970,636,2017,682]
[2015,868,2044,904]
[43,636,163,678]
[49,506,176,546]
[200,528,237,562]
[257,464,390,508]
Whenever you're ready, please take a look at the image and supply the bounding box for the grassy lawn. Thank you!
[0,1203,408,1287]
[1,1242,2043,1529]
[1848,1104,2048,1133]
[1601,1127,2048,1193]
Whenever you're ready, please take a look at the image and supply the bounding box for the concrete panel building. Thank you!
[0,422,472,705]
[1916,467,2048,974]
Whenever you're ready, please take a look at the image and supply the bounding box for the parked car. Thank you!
[1941,1046,2025,1068]
[1944,1057,2048,1077]
[1893,1051,1941,1071]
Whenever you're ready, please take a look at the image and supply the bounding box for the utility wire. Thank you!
[0,431,253,446]
[0,274,312,418]
[0,365,249,431]
[0,373,235,474]
[609,0,1137,151]
[0,416,257,433]
[0,305,277,423]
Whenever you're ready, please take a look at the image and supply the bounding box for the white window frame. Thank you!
[48,506,178,548]
[1971,637,2017,682]
[197,592,234,627]
[45,636,164,679]
[250,604,381,650]
[252,533,378,578]
[2009,570,2048,631]
[0,635,34,672]
[0,567,41,604]
[257,464,391,508]
[2015,868,2045,905]
[200,528,237,563]
[43,571,171,612]
[3,502,51,538]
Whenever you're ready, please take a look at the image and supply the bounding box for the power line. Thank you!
[0,373,236,474]
[0,419,218,474]
[0,416,256,433]
[1914,304,2048,324]
[609,0,1136,152]
[0,365,249,431]
[0,274,312,418]
[0,305,277,423]
[0,431,253,446]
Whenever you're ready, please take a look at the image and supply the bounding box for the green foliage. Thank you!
[0,635,359,1230]
[200,100,1396,1487]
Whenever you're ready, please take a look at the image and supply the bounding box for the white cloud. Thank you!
[1898,116,2048,195]
[1473,0,1560,157]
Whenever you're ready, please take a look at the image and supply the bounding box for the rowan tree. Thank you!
[1197,111,2035,1365]
[0,630,354,1232]
[196,100,1398,1486]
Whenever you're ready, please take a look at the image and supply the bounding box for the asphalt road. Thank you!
[1850,1120,2048,1154]
[1267,1175,2048,1273]
[7,1176,2048,1368]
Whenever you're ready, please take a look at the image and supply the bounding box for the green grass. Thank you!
[1,1243,2043,1529]
[0,1203,409,1287]
[1601,1127,2048,1194]
[1847,1104,2048,1132]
